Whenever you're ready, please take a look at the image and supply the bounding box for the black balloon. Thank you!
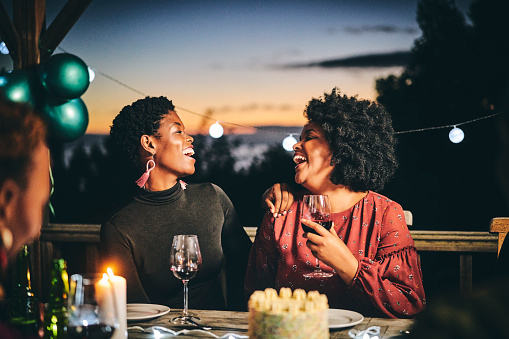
[37,53,90,100]
[39,97,89,141]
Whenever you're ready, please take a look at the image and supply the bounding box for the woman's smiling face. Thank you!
[293,121,334,192]
[151,111,195,180]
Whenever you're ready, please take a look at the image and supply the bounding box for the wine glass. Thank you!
[301,194,334,278]
[170,234,202,325]
[68,274,118,339]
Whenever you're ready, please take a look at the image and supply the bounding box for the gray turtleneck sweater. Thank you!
[100,181,252,311]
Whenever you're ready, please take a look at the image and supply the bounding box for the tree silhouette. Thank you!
[376,0,508,231]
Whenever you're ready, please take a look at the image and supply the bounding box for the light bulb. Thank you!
[88,67,95,82]
[0,42,9,55]
[282,135,297,151]
[449,126,464,143]
[209,122,224,138]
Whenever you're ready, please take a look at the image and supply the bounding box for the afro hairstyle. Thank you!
[304,88,398,192]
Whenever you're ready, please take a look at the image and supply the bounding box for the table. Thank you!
[127,309,414,338]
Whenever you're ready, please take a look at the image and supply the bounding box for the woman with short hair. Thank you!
[101,96,251,311]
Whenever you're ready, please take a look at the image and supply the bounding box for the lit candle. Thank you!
[107,268,127,339]
[95,273,115,322]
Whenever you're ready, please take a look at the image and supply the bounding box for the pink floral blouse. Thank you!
[244,191,426,318]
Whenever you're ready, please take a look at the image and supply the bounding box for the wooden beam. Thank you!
[39,0,93,61]
[13,0,46,68]
[0,1,20,64]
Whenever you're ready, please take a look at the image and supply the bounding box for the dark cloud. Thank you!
[279,50,410,69]
[344,25,418,35]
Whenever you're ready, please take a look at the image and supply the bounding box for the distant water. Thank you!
[61,126,301,171]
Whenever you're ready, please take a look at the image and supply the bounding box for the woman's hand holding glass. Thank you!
[301,218,359,285]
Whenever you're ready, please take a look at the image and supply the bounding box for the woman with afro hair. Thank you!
[247,88,426,318]
[100,96,251,311]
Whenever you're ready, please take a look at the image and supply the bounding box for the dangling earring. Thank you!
[135,159,155,188]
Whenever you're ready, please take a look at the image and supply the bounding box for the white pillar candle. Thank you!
[107,268,127,339]
[95,273,115,323]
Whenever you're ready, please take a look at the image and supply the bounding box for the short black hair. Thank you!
[110,96,175,166]
[304,88,398,192]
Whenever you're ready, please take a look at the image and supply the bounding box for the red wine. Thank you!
[172,265,198,281]
[68,324,115,339]
[302,220,332,235]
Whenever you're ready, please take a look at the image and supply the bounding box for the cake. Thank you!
[248,288,329,339]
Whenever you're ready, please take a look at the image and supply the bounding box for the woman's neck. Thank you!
[316,185,368,213]
[144,171,178,191]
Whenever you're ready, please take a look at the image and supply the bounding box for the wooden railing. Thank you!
[37,224,499,297]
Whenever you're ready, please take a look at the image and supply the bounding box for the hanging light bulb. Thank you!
[0,42,9,55]
[282,134,297,151]
[88,67,95,82]
[449,126,464,143]
[209,121,224,138]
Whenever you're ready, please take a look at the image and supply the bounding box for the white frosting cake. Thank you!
[248,288,329,339]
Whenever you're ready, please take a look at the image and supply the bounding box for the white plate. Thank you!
[328,309,364,329]
[127,303,170,322]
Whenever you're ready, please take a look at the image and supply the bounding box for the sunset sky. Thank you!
[0,0,473,135]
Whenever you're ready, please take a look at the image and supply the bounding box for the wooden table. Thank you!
[127,309,414,338]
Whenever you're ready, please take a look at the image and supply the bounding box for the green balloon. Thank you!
[37,53,90,99]
[40,97,89,142]
[0,69,41,107]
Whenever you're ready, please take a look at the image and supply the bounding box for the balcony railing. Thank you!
[36,224,499,298]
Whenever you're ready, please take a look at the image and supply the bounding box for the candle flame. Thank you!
[102,273,109,281]
[107,267,115,278]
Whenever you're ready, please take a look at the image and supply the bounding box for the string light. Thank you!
[0,42,8,55]
[52,47,504,148]
[209,121,224,138]
[282,134,298,151]
[449,126,464,143]
[88,67,95,82]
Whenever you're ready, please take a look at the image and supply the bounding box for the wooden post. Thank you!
[12,0,46,69]
[459,254,473,296]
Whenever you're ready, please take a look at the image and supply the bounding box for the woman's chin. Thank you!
[294,174,304,185]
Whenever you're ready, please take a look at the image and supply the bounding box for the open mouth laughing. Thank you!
[183,147,195,157]
[293,154,307,168]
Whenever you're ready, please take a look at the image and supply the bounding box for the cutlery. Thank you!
[173,318,248,332]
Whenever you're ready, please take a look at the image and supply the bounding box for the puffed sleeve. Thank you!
[244,211,280,299]
[348,203,426,318]
[100,221,150,303]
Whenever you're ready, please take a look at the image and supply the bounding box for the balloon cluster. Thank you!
[0,53,90,141]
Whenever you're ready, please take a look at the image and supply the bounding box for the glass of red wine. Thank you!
[68,274,118,339]
[170,234,202,325]
[301,194,334,278]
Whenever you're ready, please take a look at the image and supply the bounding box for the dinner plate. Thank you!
[328,309,364,329]
[127,303,170,322]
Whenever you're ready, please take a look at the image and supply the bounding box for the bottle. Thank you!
[43,258,69,339]
[9,244,41,336]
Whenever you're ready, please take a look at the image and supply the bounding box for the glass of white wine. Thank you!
[169,234,202,325]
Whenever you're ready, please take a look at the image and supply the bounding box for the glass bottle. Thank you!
[9,244,41,336]
[43,258,69,338]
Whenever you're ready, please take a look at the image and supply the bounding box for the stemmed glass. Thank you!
[170,234,202,325]
[301,194,334,278]
[67,274,118,339]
